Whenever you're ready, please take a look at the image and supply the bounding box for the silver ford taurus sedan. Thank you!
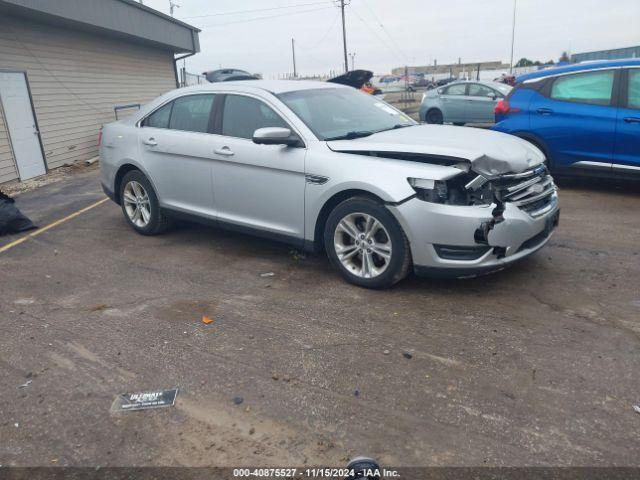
[99,80,559,288]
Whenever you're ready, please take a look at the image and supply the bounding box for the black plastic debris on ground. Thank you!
[0,190,37,236]
[113,388,179,412]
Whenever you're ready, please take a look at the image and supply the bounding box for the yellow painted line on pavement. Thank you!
[0,197,109,254]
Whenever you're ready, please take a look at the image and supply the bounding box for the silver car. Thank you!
[100,80,558,288]
[419,81,512,125]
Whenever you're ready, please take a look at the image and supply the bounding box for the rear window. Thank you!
[628,70,640,109]
[143,102,172,129]
[550,70,614,106]
[169,94,215,133]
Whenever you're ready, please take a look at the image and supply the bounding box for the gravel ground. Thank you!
[0,169,639,468]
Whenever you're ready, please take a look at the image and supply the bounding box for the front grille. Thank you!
[494,165,557,217]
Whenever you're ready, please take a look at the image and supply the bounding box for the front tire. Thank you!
[324,197,411,289]
[119,170,170,235]
[426,109,444,124]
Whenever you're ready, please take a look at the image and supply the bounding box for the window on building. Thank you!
[221,95,289,139]
[551,71,615,106]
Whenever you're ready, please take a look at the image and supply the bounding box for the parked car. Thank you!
[493,59,640,178]
[100,81,558,288]
[203,69,257,83]
[420,81,512,125]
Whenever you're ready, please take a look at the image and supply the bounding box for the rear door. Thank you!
[466,83,501,123]
[211,93,306,240]
[529,69,617,171]
[138,94,218,217]
[612,68,640,173]
[439,83,468,123]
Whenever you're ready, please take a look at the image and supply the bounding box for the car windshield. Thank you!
[277,88,416,141]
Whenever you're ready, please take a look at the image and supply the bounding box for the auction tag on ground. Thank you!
[115,388,178,412]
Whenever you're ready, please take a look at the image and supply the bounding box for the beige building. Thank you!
[391,61,509,77]
[0,0,200,184]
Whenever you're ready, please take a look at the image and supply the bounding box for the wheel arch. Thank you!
[113,162,157,205]
[512,132,554,168]
[311,189,387,253]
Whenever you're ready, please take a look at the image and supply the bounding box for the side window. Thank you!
[168,94,215,133]
[444,84,467,96]
[628,70,640,109]
[469,84,497,98]
[142,102,172,128]
[550,70,615,106]
[222,95,289,139]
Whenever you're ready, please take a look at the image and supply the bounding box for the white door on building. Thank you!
[0,72,46,180]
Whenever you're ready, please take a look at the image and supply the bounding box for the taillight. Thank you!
[97,128,103,147]
[495,100,521,115]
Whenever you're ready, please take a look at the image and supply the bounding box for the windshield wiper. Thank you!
[325,130,375,141]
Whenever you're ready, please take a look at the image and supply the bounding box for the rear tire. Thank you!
[324,197,411,289]
[426,109,444,124]
[119,170,171,236]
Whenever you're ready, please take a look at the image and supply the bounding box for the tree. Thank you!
[559,51,571,63]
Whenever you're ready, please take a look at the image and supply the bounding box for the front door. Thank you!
[613,68,640,172]
[212,93,306,240]
[0,72,46,180]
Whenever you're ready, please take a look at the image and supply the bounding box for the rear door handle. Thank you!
[214,146,234,157]
[142,138,157,146]
[624,117,640,124]
[536,108,554,115]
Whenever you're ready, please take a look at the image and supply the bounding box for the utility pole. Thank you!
[339,0,349,73]
[509,0,517,73]
[169,0,179,17]
[349,52,356,71]
[291,38,297,78]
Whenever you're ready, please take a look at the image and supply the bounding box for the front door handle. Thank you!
[214,146,235,157]
[536,108,554,115]
[624,117,640,124]
[142,138,157,146]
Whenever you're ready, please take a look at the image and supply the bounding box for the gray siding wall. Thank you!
[0,15,177,183]
[0,100,18,184]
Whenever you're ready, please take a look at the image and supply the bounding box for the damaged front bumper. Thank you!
[388,193,559,278]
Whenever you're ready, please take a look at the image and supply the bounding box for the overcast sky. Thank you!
[143,0,639,78]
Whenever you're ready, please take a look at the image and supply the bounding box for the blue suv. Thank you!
[493,59,640,179]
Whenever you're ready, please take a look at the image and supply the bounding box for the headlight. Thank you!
[408,178,449,203]
[421,93,427,102]
[408,176,493,206]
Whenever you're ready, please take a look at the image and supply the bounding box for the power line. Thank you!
[358,0,410,62]
[197,6,335,28]
[180,1,334,19]
[349,6,404,64]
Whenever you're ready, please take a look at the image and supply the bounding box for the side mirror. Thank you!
[253,127,301,147]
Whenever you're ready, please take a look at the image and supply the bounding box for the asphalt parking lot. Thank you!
[1,166,639,467]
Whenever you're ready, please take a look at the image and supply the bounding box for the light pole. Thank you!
[349,52,356,71]
[291,38,297,78]
[509,0,517,73]
[337,0,349,73]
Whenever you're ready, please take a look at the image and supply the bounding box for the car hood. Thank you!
[326,125,545,177]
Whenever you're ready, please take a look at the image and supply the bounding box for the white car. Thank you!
[100,80,559,288]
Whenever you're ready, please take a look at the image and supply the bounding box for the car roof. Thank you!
[180,79,348,95]
[517,58,640,83]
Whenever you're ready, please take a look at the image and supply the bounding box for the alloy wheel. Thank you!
[123,181,151,228]
[333,212,392,279]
